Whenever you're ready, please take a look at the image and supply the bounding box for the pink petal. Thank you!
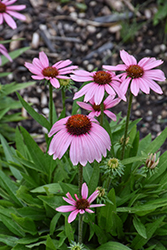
[104,110,117,120]
[120,50,137,66]
[72,69,92,77]
[144,69,166,81]
[138,77,150,94]
[71,75,93,82]
[81,183,88,199]
[4,0,17,5]
[87,190,99,203]
[54,59,72,69]
[31,75,45,80]
[3,12,16,29]
[6,10,26,20]
[68,210,79,223]
[50,78,60,88]
[77,101,93,112]
[56,205,76,213]
[48,117,68,136]
[93,85,104,105]
[120,77,131,94]
[0,14,3,25]
[144,78,163,94]
[130,78,140,96]
[63,197,76,206]
[85,208,94,213]
[7,5,26,10]
[138,57,163,70]
[39,51,49,68]
[103,64,126,71]
[89,204,105,208]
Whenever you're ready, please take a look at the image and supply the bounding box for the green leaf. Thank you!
[83,163,93,183]
[0,214,25,237]
[1,81,35,97]
[0,169,22,206]
[31,183,63,194]
[0,235,18,247]
[17,92,51,130]
[88,163,100,195]
[11,213,37,235]
[133,216,147,239]
[145,127,167,154]
[1,47,30,66]
[64,215,74,242]
[98,188,116,232]
[46,235,57,250]
[131,216,165,249]
[0,134,22,180]
[16,186,42,208]
[50,213,61,235]
[20,126,53,175]
[96,241,132,250]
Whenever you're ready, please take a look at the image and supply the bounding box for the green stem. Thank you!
[61,88,66,113]
[49,82,53,127]
[78,214,83,244]
[121,91,133,160]
[78,164,83,244]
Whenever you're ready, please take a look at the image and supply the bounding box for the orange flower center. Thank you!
[92,104,101,111]
[93,71,112,85]
[0,3,6,13]
[42,66,59,78]
[76,198,89,210]
[126,65,144,78]
[66,114,92,136]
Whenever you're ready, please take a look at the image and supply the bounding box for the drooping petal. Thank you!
[50,78,60,88]
[68,210,79,223]
[130,78,140,96]
[3,12,16,29]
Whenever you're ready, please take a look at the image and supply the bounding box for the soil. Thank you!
[1,0,167,153]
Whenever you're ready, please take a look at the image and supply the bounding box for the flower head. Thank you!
[56,182,105,223]
[68,241,86,250]
[25,51,78,89]
[77,95,121,121]
[48,114,111,166]
[103,50,166,96]
[146,153,159,169]
[0,0,26,29]
[0,43,12,65]
[71,69,126,105]
[101,158,125,178]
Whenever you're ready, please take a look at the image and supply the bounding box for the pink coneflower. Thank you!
[25,51,78,89]
[48,114,111,166]
[77,95,121,121]
[0,0,26,29]
[71,69,126,105]
[0,43,12,65]
[103,50,166,96]
[56,182,105,223]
